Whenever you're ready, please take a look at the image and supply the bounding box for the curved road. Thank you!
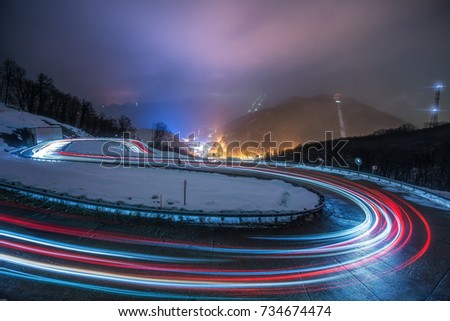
[1,165,449,300]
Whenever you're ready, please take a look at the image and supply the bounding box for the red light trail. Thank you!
[0,166,432,299]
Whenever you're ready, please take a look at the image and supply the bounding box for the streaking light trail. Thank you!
[0,166,431,299]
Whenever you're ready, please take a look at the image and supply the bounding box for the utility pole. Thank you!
[183,179,187,206]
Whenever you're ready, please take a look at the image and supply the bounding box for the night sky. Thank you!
[1,0,449,134]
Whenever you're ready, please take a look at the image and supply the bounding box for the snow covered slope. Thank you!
[0,103,90,151]
[0,153,319,214]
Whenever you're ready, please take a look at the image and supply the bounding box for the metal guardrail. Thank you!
[262,161,450,209]
[0,179,325,228]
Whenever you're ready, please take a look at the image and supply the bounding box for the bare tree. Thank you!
[0,58,136,138]
[78,99,92,128]
[24,79,38,113]
[12,65,28,108]
[152,122,170,150]
[35,73,54,115]
[1,58,20,105]
[118,115,135,134]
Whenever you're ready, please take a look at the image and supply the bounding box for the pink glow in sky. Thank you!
[1,0,449,132]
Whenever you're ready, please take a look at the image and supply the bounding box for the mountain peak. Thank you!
[221,95,404,146]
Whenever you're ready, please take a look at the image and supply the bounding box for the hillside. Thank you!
[221,95,404,145]
[283,124,450,191]
[0,103,90,151]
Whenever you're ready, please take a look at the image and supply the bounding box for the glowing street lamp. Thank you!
[355,157,362,172]
[430,82,444,127]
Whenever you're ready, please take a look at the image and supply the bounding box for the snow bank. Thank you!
[0,103,90,150]
[0,153,319,214]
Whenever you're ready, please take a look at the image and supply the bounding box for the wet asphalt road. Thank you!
[1,167,449,300]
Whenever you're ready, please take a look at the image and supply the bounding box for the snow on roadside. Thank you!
[422,187,450,200]
[340,170,450,209]
[296,164,450,209]
[0,153,319,214]
[0,103,90,150]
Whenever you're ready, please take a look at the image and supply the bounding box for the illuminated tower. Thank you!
[334,93,347,137]
[430,84,442,127]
